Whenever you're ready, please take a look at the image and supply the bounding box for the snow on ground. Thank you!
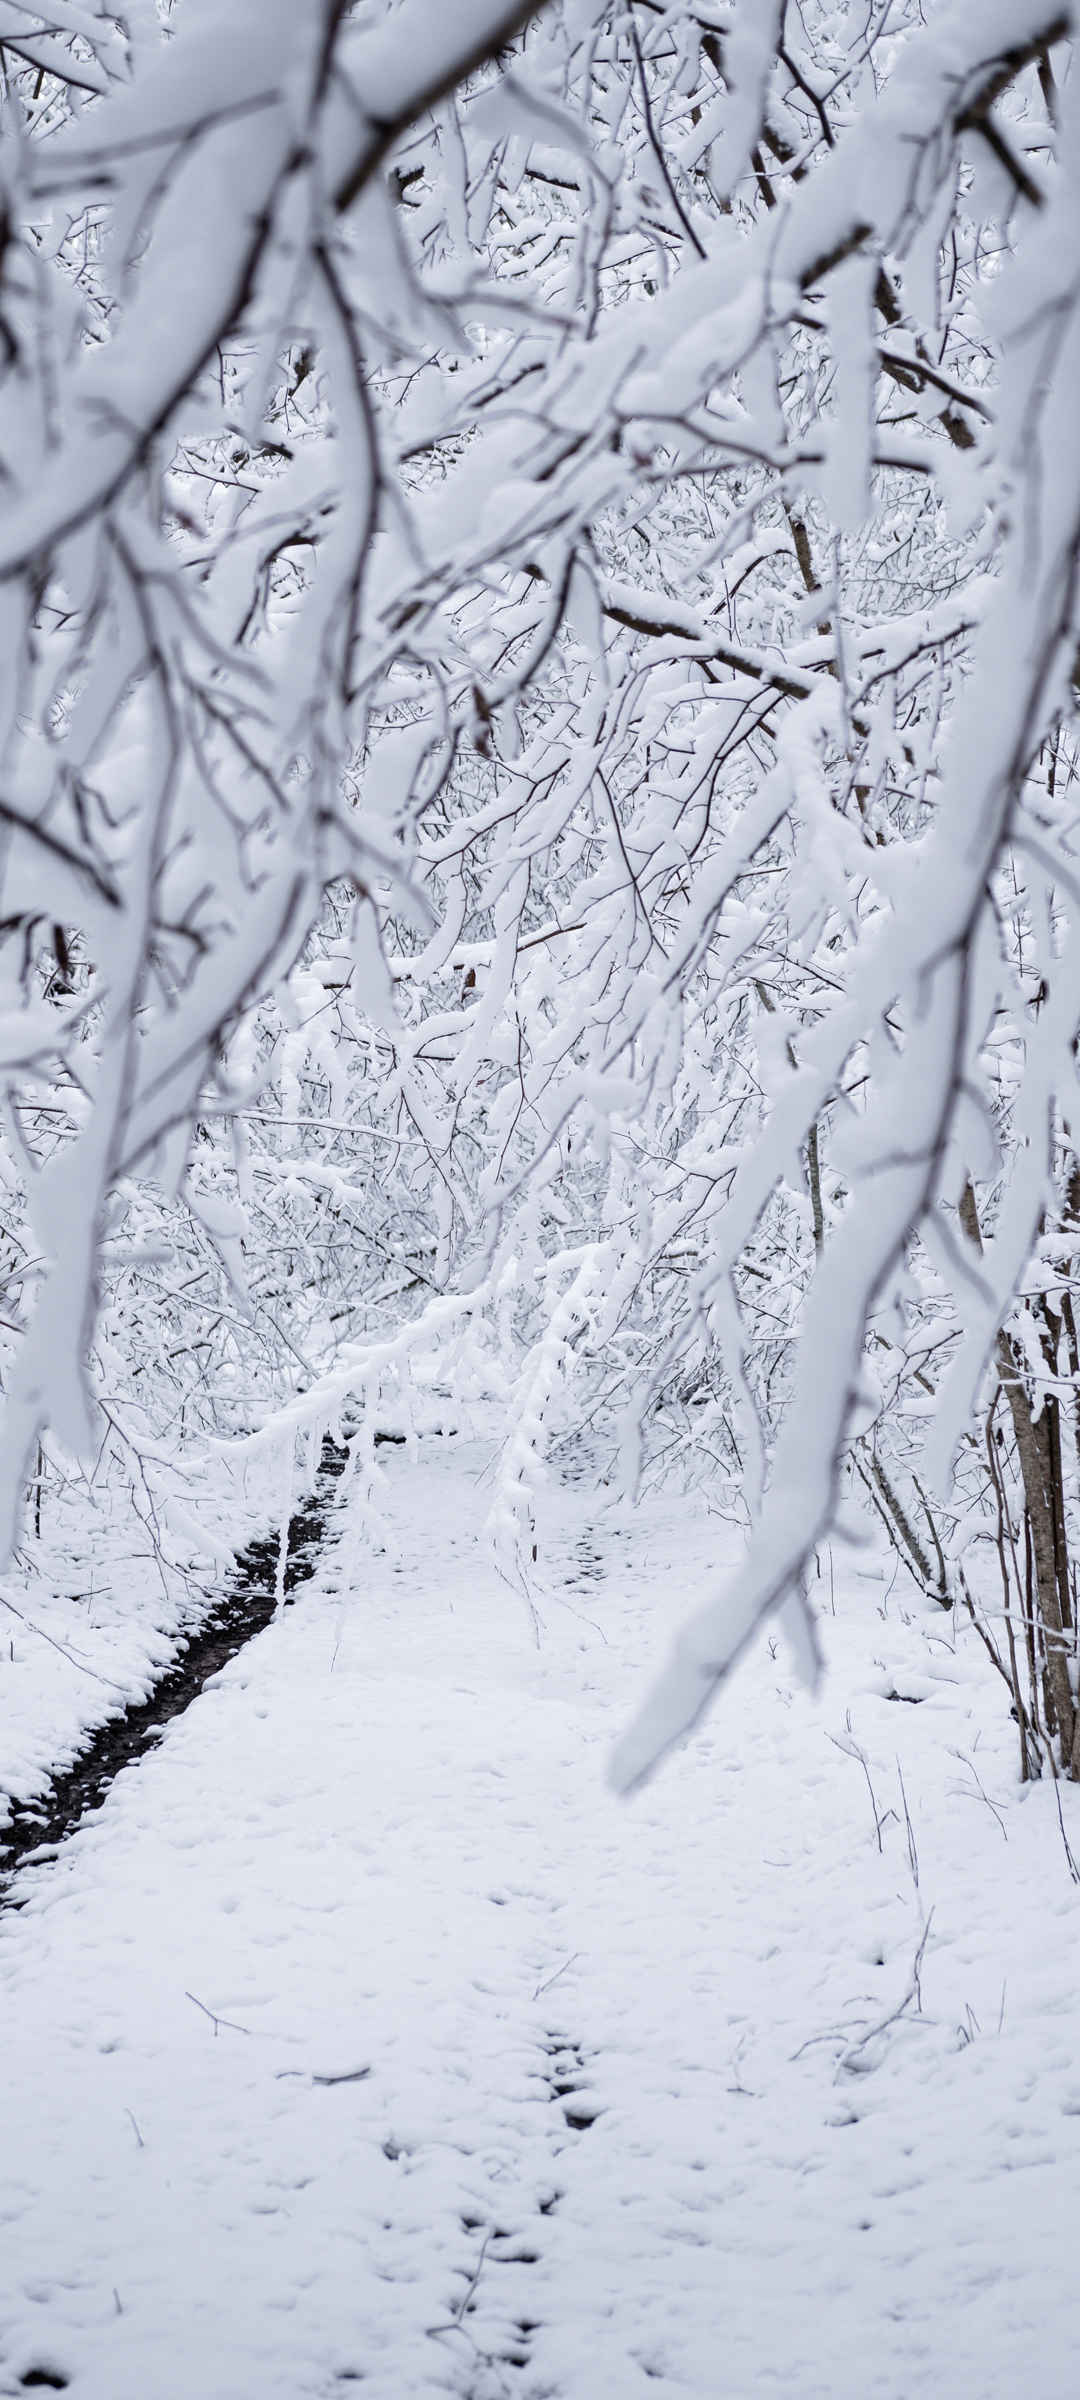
[0,1442,294,1828]
[3,1436,1080,2398]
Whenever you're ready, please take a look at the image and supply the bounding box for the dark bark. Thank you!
[960,1181,1077,1772]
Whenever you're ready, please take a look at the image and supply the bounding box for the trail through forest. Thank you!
[2,1440,1080,2399]
[2,13,1080,2395]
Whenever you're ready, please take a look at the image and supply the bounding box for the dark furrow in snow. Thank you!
[0,1431,373,1908]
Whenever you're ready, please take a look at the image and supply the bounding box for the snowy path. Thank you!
[3,1441,1080,2398]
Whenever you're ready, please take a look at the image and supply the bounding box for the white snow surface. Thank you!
[3,1438,1080,2398]
[0,1446,287,1827]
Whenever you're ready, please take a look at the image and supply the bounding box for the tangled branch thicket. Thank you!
[1,0,1080,1783]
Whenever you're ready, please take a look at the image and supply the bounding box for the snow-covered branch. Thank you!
[2,0,1079,1784]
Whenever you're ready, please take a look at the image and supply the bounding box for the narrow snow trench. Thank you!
[0,1435,353,1905]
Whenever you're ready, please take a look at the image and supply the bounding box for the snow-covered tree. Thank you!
[2,1,1080,1777]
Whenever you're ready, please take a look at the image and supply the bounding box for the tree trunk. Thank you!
[959,1182,1077,1772]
